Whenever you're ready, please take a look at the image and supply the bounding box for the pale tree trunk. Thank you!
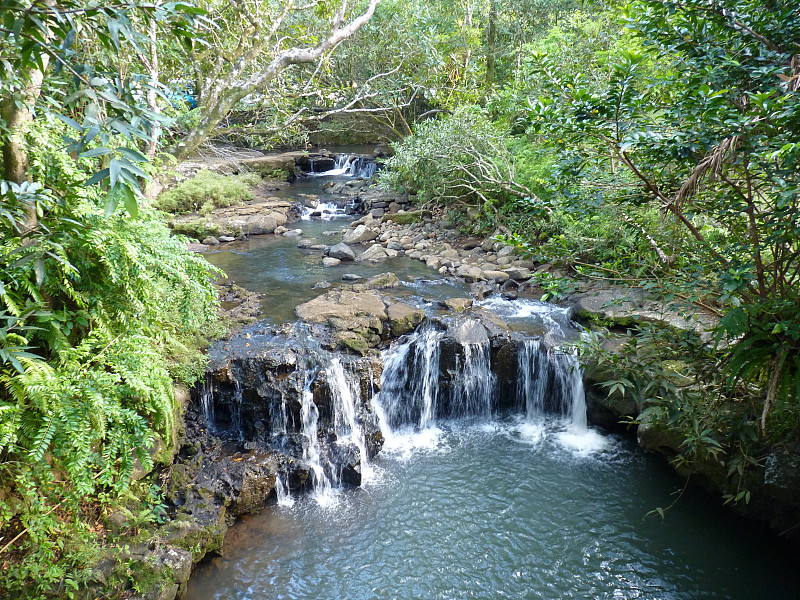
[486,1,497,88]
[1,57,50,235]
[145,18,161,160]
[171,0,380,162]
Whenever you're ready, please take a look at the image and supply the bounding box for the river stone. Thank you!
[329,242,356,261]
[282,228,303,237]
[342,274,362,281]
[387,302,425,337]
[219,235,236,242]
[294,289,388,352]
[447,317,489,346]
[201,236,220,246]
[483,270,510,283]
[246,215,278,235]
[504,266,531,281]
[322,257,341,267]
[444,298,473,312]
[357,244,389,262]
[343,224,379,244]
[297,238,315,249]
[363,272,400,289]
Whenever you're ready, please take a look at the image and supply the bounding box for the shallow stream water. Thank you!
[188,165,800,600]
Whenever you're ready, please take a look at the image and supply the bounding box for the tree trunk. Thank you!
[486,1,497,88]
[1,59,49,235]
[170,0,380,162]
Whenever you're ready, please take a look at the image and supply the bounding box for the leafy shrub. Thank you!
[380,106,532,210]
[156,170,262,214]
[1,119,222,598]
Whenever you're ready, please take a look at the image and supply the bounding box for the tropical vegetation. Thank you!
[1,0,798,596]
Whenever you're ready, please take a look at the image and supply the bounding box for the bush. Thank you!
[156,170,262,214]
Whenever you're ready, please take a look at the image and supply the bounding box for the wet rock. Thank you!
[202,236,220,246]
[328,242,356,261]
[322,257,341,267]
[342,274,362,281]
[387,302,425,337]
[297,238,315,249]
[282,228,303,237]
[357,244,389,262]
[219,235,236,243]
[470,282,495,300]
[444,298,473,312]
[343,224,379,244]
[362,272,400,289]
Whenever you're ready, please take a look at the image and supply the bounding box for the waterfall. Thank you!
[326,358,372,481]
[379,326,444,431]
[551,350,587,431]
[274,471,294,507]
[300,202,347,221]
[200,376,215,431]
[299,374,333,503]
[450,341,495,419]
[314,155,377,178]
[517,339,587,431]
[517,339,548,420]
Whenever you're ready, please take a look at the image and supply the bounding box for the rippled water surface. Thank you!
[185,419,798,600]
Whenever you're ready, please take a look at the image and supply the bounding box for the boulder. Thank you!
[357,244,389,262]
[504,266,531,281]
[363,272,400,289]
[444,298,473,312]
[483,270,510,283]
[343,224,379,244]
[328,242,356,261]
[387,302,425,337]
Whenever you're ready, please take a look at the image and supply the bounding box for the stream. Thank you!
[186,160,800,600]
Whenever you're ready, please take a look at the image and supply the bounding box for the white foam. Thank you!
[516,421,547,446]
[381,426,445,460]
[556,426,609,456]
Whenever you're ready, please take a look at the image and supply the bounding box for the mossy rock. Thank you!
[382,210,430,225]
[170,219,222,241]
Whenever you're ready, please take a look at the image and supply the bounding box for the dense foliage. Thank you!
[378,0,800,493]
[1,2,221,597]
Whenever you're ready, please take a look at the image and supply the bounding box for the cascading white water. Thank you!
[300,202,347,221]
[517,339,549,420]
[379,326,444,432]
[313,154,378,178]
[199,376,215,430]
[299,375,334,503]
[326,358,373,481]
[274,471,294,507]
[450,341,496,419]
[551,350,587,430]
[517,339,587,430]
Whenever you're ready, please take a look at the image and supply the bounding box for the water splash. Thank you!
[299,374,334,505]
[450,341,495,420]
[379,326,444,432]
[275,471,294,507]
[326,358,373,482]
